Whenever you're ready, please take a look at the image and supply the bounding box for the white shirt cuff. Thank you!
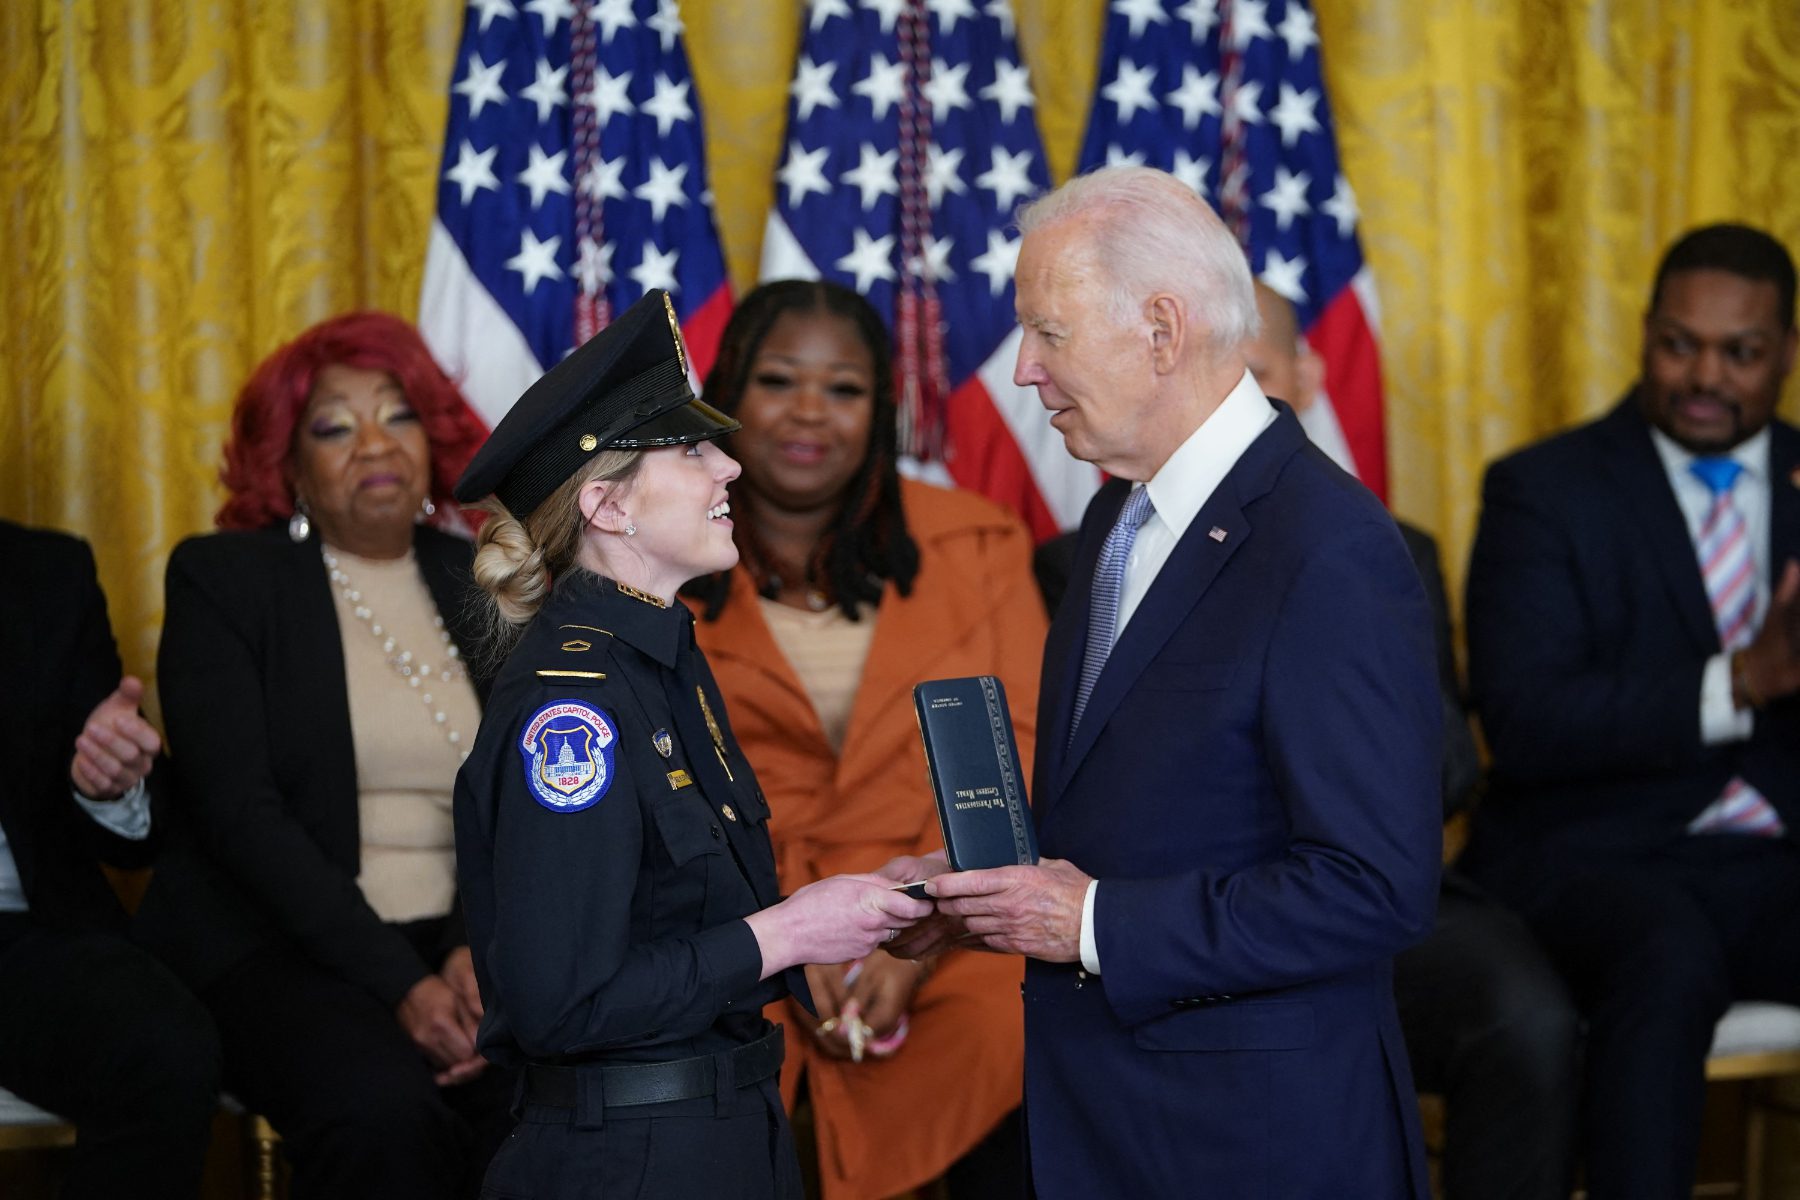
[1700,652,1754,745]
[72,778,152,841]
[1079,880,1102,974]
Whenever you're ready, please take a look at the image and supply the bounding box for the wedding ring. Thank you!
[884,928,899,943]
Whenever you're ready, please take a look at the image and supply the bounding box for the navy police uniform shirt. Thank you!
[454,571,802,1071]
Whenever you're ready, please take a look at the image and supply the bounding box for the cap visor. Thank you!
[613,396,741,447]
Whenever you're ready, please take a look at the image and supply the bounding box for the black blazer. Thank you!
[134,523,489,1007]
[1464,396,1800,877]
[0,521,162,932]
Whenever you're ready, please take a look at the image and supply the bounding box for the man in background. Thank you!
[0,520,219,1198]
[1462,224,1800,1199]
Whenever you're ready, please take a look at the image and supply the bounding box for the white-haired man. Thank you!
[889,167,1442,1197]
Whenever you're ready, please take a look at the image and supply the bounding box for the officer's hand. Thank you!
[745,873,932,979]
[872,849,950,888]
[886,908,967,961]
[872,852,964,960]
[396,974,478,1071]
[70,676,161,801]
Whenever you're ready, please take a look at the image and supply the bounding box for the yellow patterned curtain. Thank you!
[3,0,1798,691]
[0,1,460,682]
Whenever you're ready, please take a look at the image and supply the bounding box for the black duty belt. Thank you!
[524,1026,785,1110]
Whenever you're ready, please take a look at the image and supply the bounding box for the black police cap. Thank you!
[453,289,739,516]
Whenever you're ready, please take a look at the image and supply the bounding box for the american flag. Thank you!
[1078,0,1387,498]
[419,0,732,429]
[760,0,1099,539]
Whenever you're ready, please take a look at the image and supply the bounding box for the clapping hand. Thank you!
[1741,560,1800,706]
[70,676,161,801]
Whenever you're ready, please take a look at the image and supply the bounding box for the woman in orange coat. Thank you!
[685,281,1046,1200]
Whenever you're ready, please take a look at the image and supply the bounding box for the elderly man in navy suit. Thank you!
[1461,224,1800,1199]
[887,166,1442,1198]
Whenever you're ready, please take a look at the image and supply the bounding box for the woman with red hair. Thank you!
[134,312,511,1200]
[213,311,486,534]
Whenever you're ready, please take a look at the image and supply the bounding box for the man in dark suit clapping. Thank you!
[0,521,219,1198]
[890,166,1442,1199]
[1462,224,1800,1199]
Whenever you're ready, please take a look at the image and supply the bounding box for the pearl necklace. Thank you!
[322,547,470,760]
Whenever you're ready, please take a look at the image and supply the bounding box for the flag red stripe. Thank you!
[680,284,734,385]
[944,376,1060,540]
[1306,288,1387,501]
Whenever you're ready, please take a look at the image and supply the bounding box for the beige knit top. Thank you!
[324,546,481,924]
[757,598,877,754]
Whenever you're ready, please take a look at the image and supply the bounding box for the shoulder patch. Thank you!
[519,700,619,813]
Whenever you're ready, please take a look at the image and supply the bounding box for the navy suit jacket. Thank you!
[1026,405,1441,1199]
[1463,397,1800,887]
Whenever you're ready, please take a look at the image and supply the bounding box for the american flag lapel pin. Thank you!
[1209,526,1228,543]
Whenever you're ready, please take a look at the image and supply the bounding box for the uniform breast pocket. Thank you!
[1136,658,1237,693]
[651,794,727,868]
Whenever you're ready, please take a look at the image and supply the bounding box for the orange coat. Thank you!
[691,480,1046,1200]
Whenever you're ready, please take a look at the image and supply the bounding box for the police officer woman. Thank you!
[451,291,930,1200]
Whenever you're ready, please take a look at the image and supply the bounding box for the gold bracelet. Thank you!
[1732,649,1765,711]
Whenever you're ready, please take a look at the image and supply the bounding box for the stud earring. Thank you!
[624,522,637,537]
[420,496,437,520]
[287,498,312,544]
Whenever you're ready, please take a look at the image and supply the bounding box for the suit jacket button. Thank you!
[710,823,722,839]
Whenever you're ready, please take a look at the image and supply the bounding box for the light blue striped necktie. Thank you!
[1071,484,1155,741]
[1685,456,1784,837]
[1690,457,1755,649]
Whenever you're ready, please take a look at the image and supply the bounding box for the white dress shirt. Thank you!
[1079,370,1279,973]
[1647,425,1771,745]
